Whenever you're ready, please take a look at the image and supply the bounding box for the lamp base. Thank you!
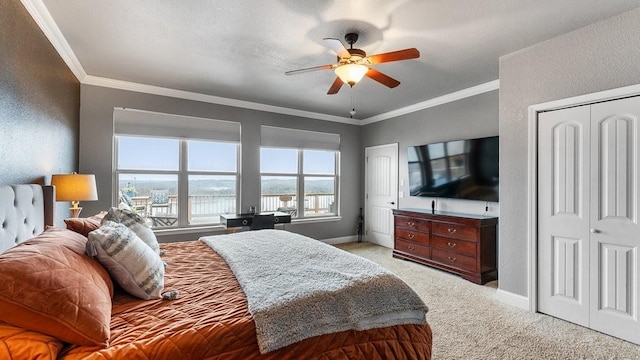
[70,201,82,218]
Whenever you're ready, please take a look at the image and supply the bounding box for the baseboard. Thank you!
[495,289,530,311]
[322,235,358,245]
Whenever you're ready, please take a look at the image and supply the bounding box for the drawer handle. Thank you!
[447,242,456,248]
[408,233,415,239]
[447,228,457,234]
[407,221,415,227]
[448,256,457,262]
[408,246,415,251]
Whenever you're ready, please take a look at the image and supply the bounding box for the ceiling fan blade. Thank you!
[367,48,420,64]
[285,64,334,76]
[323,38,350,59]
[327,77,344,95]
[366,68,400,88]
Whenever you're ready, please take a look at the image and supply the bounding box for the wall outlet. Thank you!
[399,191,404,198]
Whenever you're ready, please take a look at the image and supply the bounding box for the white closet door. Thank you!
[539,96,640,344]
[538,106,592,327]
[589,97,640,344]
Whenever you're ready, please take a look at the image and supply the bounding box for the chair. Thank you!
[277,206,297,217]
[119,191,147,215]
[149,190,170,215]
[250,214,275,230]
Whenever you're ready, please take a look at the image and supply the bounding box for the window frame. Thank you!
[259,147,340,219]
[114,135,240,229]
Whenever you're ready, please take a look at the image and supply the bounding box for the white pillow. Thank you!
[102,206,160,254]
[87,221,164,300]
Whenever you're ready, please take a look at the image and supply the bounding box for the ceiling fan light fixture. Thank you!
[335,64,368,86]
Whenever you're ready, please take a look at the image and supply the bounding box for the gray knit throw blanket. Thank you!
[200,230,428,354]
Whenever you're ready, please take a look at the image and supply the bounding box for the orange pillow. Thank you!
[0,321,64,359]
[0,227,113,347]
[64,211,107,237]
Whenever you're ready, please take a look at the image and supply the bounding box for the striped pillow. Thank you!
[87,221,164,300]
[102,207,160,254]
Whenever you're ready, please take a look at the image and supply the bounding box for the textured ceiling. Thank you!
[39,0,640,120]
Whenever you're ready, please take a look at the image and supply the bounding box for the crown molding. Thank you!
[83,76,360,125]
[360,79,500,125]
[22,0,498,127]
[21,0,86,81]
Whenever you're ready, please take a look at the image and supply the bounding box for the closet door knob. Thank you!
[590,228,600,234]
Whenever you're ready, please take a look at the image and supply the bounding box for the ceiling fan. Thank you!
[285,33,420,95]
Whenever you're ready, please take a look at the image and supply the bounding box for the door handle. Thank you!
[590,228,600,234]
[389,201,395,205]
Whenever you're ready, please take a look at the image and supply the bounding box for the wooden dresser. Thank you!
[392,208,498,284]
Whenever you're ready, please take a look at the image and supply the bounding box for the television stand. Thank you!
[392,208,498,284]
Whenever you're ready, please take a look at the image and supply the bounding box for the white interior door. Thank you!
[588,97,640,343]
[538,106,591,327]
[365,144,398,248]
[538,96,640,344]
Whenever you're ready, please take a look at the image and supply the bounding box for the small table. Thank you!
[220,212,291,229]
[149,215,178,227]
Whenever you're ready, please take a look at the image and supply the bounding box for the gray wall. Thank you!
[362,90,499,216]
[499,8,640,297]
[79,84,362,242]
[0,0,80,225]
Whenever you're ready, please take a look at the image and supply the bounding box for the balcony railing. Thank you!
[129,193,335,228]
[260,194,335,216]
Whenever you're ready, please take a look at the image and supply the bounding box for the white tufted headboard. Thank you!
[0,185,54,254]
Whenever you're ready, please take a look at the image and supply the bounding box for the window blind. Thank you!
[260,125,340,150]
[113,108,240,142]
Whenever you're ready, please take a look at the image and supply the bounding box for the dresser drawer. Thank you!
[431,236,476,257]
[395,239,430,259]
[432,222,477,241]
[431,248,476,272]
[396,228,430,245]
[395,216,430,232]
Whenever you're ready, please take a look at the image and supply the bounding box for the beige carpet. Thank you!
[337,242,640,360]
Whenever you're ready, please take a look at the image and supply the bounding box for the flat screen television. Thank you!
[407,136,499,202]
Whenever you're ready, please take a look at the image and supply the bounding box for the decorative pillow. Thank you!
[0,227,113,347]
[102,206,159,254]
[0,322,64,359]
[87,221,164,300]
[64,211,107,237]
[150,190,169,204]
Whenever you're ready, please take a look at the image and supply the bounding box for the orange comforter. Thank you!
[6,241,432,359]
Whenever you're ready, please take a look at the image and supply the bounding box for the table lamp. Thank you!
[51,173,98,218]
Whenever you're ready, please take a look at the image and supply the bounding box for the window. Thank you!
[114,108,240,229]
[259,126,340,219]
[116,136,238,228]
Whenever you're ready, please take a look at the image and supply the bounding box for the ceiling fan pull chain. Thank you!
[350,88,356,118]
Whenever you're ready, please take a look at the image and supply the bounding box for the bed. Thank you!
[0,184,432,359]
